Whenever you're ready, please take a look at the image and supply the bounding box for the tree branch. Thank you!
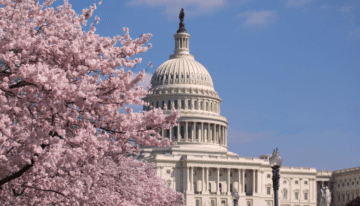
[9,81,37,89]
[0,159,34,187]
[22,185,68,198]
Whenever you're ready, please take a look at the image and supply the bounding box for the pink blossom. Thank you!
[0,1,183,205]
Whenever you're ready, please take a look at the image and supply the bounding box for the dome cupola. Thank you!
[143,8,228,152]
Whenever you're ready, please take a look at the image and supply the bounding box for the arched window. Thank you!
[188,100,191,109]
[156,101,159,108]
[194,100,198,109]
[166,180,171,188]
[200,101,203,110]
[161,101,165,109]
[168,100,171,110]
[210,103,213,111]
[181,100,185,109]
[206,102,208,111]
[174,100,178,109]
[283,189,287,199]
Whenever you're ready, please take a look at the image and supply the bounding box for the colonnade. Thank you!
[183,167,260,196]
[146,97,220,114]
[161,122,227,145]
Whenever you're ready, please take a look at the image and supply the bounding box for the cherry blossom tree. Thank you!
[0,0,184,205]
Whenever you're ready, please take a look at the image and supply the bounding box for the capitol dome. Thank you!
[142,14,228,153]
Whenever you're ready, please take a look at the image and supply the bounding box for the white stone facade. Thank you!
[138,24,359,206]
[332,167,360,206]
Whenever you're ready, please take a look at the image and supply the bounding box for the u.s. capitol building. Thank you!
[139,10,359,206]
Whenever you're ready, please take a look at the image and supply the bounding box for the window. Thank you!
[181,74,184,79]
[166,170,171,174]
[181,100,185,109]
[304,192,308,200]
[174,100,178,109]
[211,199,216,206]
[267,187,271,194]
[167,100,171,109]
[206,102,208,110]
[348,182,350,186]
[230,184,233,192]
[295,192,299,200]
[295,181,299,184]
[209,183,211,192]
[352,182,354,185]
[156,101,159,108]
[283,180,287,184]
[267,203,270,206]
[187,75,189,79]
[188,100,191,109]
[304,181,308,184]
[221,200,226,206]
[247,201,251,206]
[171,74,173,79]
[161,101,165,109]
[348,194,350,200]
[176,74,178,79]
[283,189,287,199]
[194,100,198,109]
[196,199,200,206]
[267,174,271,178]
[338,183,340,187]
[200,101,203,110]
[166,180,171,188]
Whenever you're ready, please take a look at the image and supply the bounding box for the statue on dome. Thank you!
[177,8,187,33]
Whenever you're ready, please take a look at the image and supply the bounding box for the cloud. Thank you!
[132,71,152,89]
[237,10,278,28]
[319,4,331,11]
[118,72,153,113]
[227,126,272,144]
[127,0,227,19]
[285,0,312,10]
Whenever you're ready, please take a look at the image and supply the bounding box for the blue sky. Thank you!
[44,0,359,171]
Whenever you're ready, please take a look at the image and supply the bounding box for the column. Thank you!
[204,123,209,143]
[300,178,302,200]
[190,167,194,192]
[209,124,213,142]
[178,98,181,109]
[216,168,220,194]
[238,169,241,193]
[191,122,195,142]
[201,122,204,143]
[207,123,210,143]
[261,170,264,195]
[252,170,255,194]
[186,167,190,192]
[242,169,245,193]
[177,122,181,140]
[313,179,316,201]
[221,126,224,145]
[227,168,231,195]
[202,167,205,193]
[185,122,188,142]
[205,167,209,193]
[256,170,259,194]
[169,127,173,142]
[225,127,227,146]
[290,177,293,201]
[184,166,188,193]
